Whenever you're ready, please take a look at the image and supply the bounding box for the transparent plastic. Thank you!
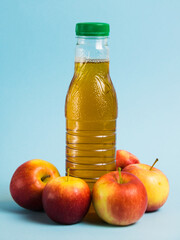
[65,36,118,190]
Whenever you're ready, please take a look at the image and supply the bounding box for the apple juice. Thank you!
[65,23,118,191]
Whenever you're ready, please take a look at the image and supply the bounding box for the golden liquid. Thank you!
[65,60,117,191]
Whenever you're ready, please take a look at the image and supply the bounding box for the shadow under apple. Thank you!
[0,200,57,225]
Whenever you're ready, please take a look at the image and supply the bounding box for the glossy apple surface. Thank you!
[42,176,91,224]
[116,150,140,170]
[92,171,147,225]
[10,159,60,211]
[123,163,169,212]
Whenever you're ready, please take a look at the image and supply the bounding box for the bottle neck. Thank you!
[75,36,109,62]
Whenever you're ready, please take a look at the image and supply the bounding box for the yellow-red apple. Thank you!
[42,175,91,224]
[116,150,140,170]
[123,159,169,212]
[92,170,147,226]
[10,159,60,211]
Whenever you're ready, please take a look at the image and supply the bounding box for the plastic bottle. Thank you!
[65,22,118,190]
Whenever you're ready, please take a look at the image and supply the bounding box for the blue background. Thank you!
[0,0,180,239]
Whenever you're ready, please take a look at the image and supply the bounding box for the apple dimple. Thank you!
[41,174,51,183]
[35,166,57,185]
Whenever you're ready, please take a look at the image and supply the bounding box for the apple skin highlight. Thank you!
[10,159,60,211]
[92,171,148,226]
[42,176,91,224]
[123,163,170,212]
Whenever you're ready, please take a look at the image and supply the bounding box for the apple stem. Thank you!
[67,168,70,182]
[41,175,50,182]
[118,167,123,184]
[149,158,158,171]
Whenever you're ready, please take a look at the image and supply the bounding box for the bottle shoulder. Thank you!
[65,72,117,120]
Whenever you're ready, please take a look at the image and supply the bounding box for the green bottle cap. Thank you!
[76,22,110,36]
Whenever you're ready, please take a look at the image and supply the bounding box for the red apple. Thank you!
[10,159,60,211]
[42,175,91,224]
[92,169,148,225]
[116,150,140,170]
[123,159,169,212]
